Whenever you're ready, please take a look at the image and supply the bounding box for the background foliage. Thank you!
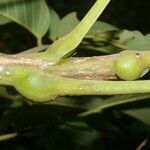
[0,0,149,149]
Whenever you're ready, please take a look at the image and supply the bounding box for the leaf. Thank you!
[65,120,90,130]
[145,33,150,41]
[0,0,50,39]
[49,8,60,41]
[124,107,150,125]
[79,94,150,116]
[87,21,118,36]
[113,30,150,51]
[57,12,79,38]
[79,41,121,54]
[48,97,104,110]
[49,95,150,120]
[80,21,119,54]
[0,15,11,25]
[0,133,17,141]
[48,12,79,40]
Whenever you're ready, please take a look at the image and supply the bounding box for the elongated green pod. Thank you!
[2,65,150,102]
[15,73,150,102]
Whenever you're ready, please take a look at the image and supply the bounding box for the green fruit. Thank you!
[14,68,56,102]
[114,51,142,80]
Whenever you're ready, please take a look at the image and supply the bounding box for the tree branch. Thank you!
[0,51,118,80]
[1,50,150,81]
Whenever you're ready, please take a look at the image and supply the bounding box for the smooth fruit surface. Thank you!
[114,53,141,80]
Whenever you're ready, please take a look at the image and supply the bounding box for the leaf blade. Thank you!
[0,0,50,39]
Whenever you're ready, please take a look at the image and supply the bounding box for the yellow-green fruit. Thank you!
[14,68,57,102]
[114,53,141,80]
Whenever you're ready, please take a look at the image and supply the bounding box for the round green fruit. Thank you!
[14,68,56,102]
[114,51,142,80]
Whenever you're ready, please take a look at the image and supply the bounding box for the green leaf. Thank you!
[48,12,79,40]
[0,15,11,25]
[79,94,150,116]
[80,21,119,54]
[87,21,118,36]
[65,120,90,129]
[124,107,150,125]
[0,0,50,39]
[57,12,79,38]
[145,33,150,41]
[0,133,17,141]
[79,42,120,54]
[49,8,60,41]
[48,97,103,110]
[113,30,150,51]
